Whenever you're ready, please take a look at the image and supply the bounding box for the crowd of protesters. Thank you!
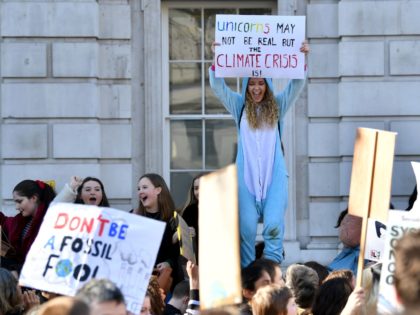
[0,35,419,315]
[0,175,418,315]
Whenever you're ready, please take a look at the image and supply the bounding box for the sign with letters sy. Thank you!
[215,14,306,79]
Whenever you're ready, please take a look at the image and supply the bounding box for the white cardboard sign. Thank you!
[364,218,386,262]
[215,14,306,79]
[377,161,420,312]
[19,203,165,315]
[378,210,420,313]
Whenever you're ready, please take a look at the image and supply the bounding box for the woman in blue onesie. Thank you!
[209,42,309,267]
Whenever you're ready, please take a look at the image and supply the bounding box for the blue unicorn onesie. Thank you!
[209,67,306,267]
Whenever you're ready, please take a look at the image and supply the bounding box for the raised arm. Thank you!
[185,261,200,315]
[275,41,310,117]
[209,42,243,120]
[53,176,82,203]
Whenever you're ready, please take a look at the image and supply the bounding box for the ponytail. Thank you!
[13,179,56,208]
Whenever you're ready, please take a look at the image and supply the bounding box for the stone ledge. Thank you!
[339,1,420,36]
[1,124,48,158]
[339,41,384,76]
[391,121,420,155]
[1,43,47,77]
[1,2,98,37]
[390,41,420,75]
[308,43,338,78]
[1,2,131,39]
[1,163,132,199]
[308,83,339,118]
[307,4,338,39]
[53,43,131,78]
[1,83,131,118]
[339,82,420,116]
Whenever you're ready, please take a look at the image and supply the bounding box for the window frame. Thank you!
[162,1,276,189]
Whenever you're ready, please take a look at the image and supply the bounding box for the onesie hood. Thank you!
[241,77,275,100]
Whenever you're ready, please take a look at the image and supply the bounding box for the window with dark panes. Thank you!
[164,3,275,206]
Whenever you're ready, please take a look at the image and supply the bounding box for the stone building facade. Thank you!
[1,0,419,265]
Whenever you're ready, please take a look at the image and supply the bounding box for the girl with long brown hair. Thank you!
[209,41,309,267]
[132,173,180,292]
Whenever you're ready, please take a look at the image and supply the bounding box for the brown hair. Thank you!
[147,275,165,315]
[136,173,175,222]
[37,296,90,315]
[75,177,110,207]
[13,179,56,210]
[394,229,420,308]
[0,268,23,315]
[245,84,278,129]
[361,264,381,315]
[285,264,319,309]
[303,261,329,285]
[323,269,354,288]
[312,278,352,315]
[181,172,208,214]
[252,285,292,315]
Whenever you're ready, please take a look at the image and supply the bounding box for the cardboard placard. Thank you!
[44,180,56,190]
[215,14,306,78]
[19,203,165,315]
[347,128,396,285]
[364,218,386,262]
[175,211,196,264]
[199,165,241,309]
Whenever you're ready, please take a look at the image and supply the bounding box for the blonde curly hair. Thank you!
[245,84,279,129]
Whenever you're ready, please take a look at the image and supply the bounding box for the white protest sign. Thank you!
[19,203,165,315]
[364,218,386,262]
[378,210,420,312]
[215,14,306,79]
[377,161,420,313]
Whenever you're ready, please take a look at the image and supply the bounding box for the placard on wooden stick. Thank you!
[199,164,242,309]
[348,128,396,286]
[0,226,3,257]
[174,212,196,264]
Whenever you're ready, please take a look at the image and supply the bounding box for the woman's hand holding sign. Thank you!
[300,40,310,55]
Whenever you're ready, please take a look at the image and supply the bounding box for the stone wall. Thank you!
[305,0,420,252]
[0,1,135,213]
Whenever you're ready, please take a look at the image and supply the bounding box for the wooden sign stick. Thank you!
[356,208,369,287]
[0,226,2,257]
[348,128,396,287]
[199,164,242,309]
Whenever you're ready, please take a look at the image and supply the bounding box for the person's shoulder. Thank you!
[239,303,252,315]
[183,203,198,215]
[164,304,182,315]
[6,309,24,315]
[0,212,22,225]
